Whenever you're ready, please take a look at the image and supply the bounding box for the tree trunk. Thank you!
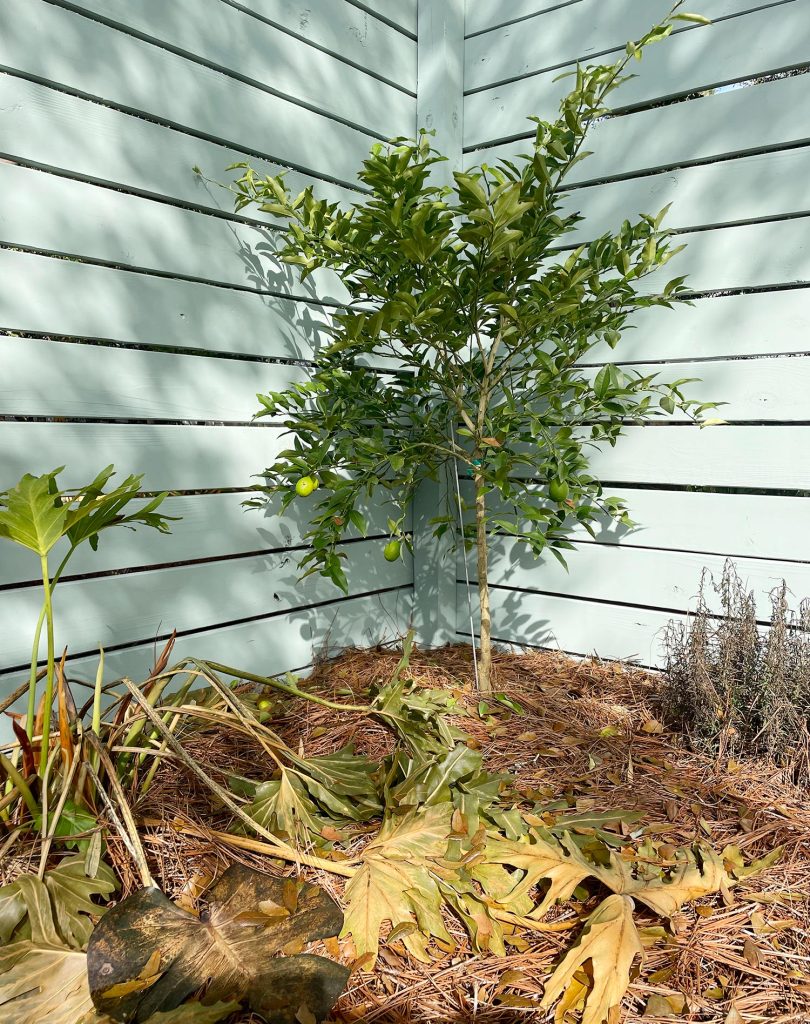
[474,473,492,692]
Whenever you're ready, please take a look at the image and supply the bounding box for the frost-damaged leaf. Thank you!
[0,872,96,1024]
[87,864,348,1024]
[540,894,643,1024]
[341,802,454,964]
[0,855,117,948]
[592,841,734,918]
[483,827,594,916]
[0,939,95,1024]
[139,1001,241,1023]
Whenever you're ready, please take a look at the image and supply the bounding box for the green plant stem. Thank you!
[26,608,45,740]
[38,553,56,776]
[26,549,72,740]
[90,647,105,775]
[203,660,378,713]
[0,752,38,818]
[474,470,492,693]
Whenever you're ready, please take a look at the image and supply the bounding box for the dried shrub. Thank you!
[659,560,810,778]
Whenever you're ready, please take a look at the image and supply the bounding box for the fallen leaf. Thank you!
[640,719,664,734]
[540,895,643,1024]
[644,992,687,1016]
[87,864,348,1024]
[743,937,760,968]
[341,803,454,964]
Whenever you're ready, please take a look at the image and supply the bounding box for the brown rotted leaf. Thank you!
[87,864,349,1024]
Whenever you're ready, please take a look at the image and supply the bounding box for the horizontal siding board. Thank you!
[586,290,810,363]
[0,587,413,739]
[0,0,378,185]
[1,491,410,588]
[467,73,810,179]
[355,0,417,34]
[0,250,332,360]
[464,484,810,563]
[464,537,810,621]
[463,5,810,147]
[0,538,411,671]
[563,146,810,241]
[230,0,416,64]
[465,0,585,37]
[64,0,414,132]
[588,425,810,488]
[595,355,810,422]
[0,163,349,302]
[458,581,673,663]
[0,74,359,211]
[465,0,794,91]
[0,422,274,491]
[636,218,810,293]
[0,336,309,421]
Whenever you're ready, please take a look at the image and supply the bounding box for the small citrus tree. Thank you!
[229,7,715,691]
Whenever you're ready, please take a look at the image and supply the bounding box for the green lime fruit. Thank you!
[257,698,272,711]
[295,476,317,497]
[383,539,402,562]
[549,479,569,503]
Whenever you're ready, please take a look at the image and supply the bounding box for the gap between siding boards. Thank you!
[0,66,371,195]
[462,0,800,93]
[0,583,413,681]
[481,532,810,568]
[37,0,403,140]
[0,241,345,306]
[219,0,418,89]
[461,69,810,155]
[455,580,781,630]
[455,625,662,672]
[0,532,410,592]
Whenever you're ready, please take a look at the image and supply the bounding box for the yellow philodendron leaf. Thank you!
[592,842,732,918]
[482,827,593,916]
[341,803,454,965]
[0,940,96,1024]
[540,894,643,1024]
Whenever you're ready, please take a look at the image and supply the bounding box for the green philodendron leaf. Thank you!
[0,854,117,949]
[32,800,98,853]
[0,470,68,556]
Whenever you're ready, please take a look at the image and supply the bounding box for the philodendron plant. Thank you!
[225,5,717,690]
[0,466,175,774]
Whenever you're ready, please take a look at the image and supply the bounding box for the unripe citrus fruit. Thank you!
[295,476,317,497]
[549,479,569,503]
[383,539,401,562]
[257,698,272,711]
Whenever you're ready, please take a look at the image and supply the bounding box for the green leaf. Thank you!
[671,11,712,24]
[0,470,68,556]
[0,854,117,950]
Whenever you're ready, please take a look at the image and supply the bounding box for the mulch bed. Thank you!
[103,645,810,1022]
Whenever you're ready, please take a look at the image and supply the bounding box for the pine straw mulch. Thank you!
[126,645,810,1023]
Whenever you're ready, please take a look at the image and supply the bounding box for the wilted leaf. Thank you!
[0,939,95,1024]
[341,803,454,964]
[483,827,593,916]
[644,992,687,1017]
[0,870,98,1024]
[0,855,117,949]
[592,841,732,917]
[141,1002,240,1024]
[540,894,643,1024]
[87,864,348,1024]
